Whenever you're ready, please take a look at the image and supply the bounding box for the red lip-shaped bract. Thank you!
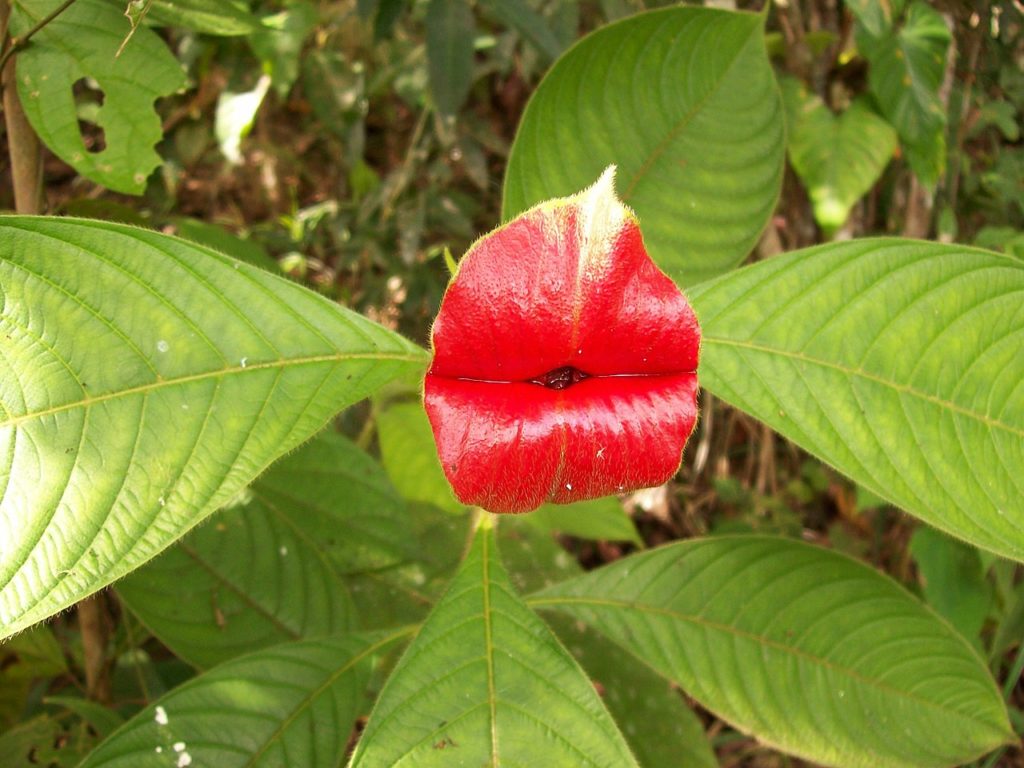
[424,168,700,513]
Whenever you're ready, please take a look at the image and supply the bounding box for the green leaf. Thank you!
[171,218,278,272]
[502,6,784,285]
[0,625,67,726]
[689,239,1024,562]
[44,695,124,740]
[345,502,470,629]
[858,1,950,180]
[254,431,413,574]
[495,521,714,768]
[477,0,563,61]
[529,497,642,546]
[377,400,465,513]
[79,634,396,768]
[844,0,902,38]
[11,0,186,195]
[116,491,355,669]
[0,217,426,639]
[425,0,475,116]
[532,536,1014,768]
[145,0,259,35]
[909,526,991,645]
[349,522,640,767]
[782,80,897,234]
[550,617,717,768]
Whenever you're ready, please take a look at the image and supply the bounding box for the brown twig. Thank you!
[78,593,112,703]
[0,0,42,213]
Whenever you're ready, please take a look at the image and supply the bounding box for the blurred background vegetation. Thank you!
[1,0,1022,765]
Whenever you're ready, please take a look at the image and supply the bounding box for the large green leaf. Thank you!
[690,239,1024,562]
[11,0,186,194]
[78,634,397,768]
[782,79,897,234]
[116,492,355,669]
[349,522,640,767]
[532,536,1014,768]
[496,520,714,768]
[502,6,784,285]
[0,217,426,639]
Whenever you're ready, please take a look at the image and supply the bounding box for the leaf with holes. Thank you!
[532,536,1014,768]
[10,0,186,194]
[782,79,897,234]
[690,239,1024,561]
[348,523,640,767]
[502,6,784,285]
[78,634,398,768]
[116,492,355,670]
[0,217,426,639]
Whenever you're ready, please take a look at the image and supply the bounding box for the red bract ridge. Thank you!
[424,167,700,514]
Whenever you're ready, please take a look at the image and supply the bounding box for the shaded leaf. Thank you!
[782,80,897,234]
[477,0,562,61]
[425,0,475,116]
[503,6,784,285]
[79,635,395,768]
[530,497,642,546]
[690,239,1024,562]
[0,217,426,639]
[349,522,640,767]
[11,0,186,194]
[909,526,991,646]
[116,492,354,669]
[533,536,1014,768]
[550,617,717,768]
[858,1,950,183]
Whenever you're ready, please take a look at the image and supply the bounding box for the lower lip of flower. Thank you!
[424,367,698,514]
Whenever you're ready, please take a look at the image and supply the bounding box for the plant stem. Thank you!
[0,0,78,75]
[0,0,41,213]
[78,593,112,703]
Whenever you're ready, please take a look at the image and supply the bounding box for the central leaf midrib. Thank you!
[0,350,426,429]
[528,595,1001,731]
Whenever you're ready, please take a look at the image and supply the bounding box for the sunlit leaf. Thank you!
[503,6,784,285]
[533,536,1014,768]
[0,217,426,639]
[690,239,1024,562]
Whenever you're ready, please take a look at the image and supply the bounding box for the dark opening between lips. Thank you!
[530,366,590,390]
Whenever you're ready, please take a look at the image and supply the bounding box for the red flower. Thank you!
[424,168,700,513]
